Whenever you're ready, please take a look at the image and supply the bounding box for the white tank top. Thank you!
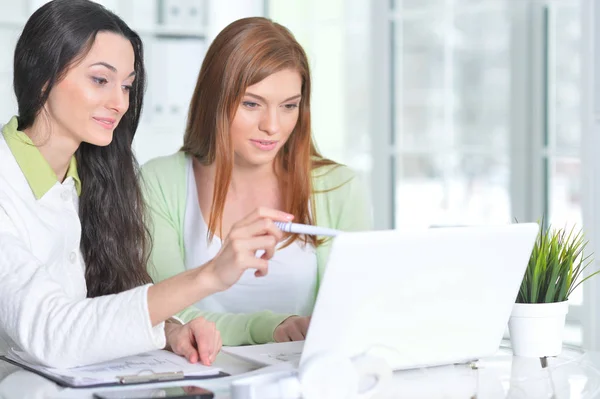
[183,159,318,316]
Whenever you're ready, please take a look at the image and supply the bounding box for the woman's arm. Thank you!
[142,163,293,345]
[173,307,291,346]
[146,203,291,345]
[0,205,163,369]
[148,207,290,324]
[148,205,294,344]
[0,203,288,369]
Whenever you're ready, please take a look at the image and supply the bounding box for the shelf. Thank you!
[0,20,204,39]
[135,25,206,39]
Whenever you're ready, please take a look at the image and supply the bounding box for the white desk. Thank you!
[1,341,599,398]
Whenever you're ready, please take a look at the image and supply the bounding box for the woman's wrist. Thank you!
[194,260,224,294]
[163,322,180,351]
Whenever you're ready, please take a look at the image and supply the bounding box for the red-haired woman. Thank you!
[141,17,372,347]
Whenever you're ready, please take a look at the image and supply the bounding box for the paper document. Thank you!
[0,348,223,388]
[222,341,304,367]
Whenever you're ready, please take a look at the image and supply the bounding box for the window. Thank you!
[391,0,512,229]
[378,0,586,345]
[545,0,584,344]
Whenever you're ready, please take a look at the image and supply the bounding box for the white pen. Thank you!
[274,221,341,237]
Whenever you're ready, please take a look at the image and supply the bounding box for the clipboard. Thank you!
[0,350,229,389]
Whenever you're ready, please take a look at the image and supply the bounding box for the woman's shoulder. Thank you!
[310,160,373,231]
[141,151,188,177]
[311,161,359,191]
[141,152,189,191]
[140,152,188,202]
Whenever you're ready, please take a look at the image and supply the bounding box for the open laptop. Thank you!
[222,224,539,370]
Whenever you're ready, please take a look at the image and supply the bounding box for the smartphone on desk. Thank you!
[93,385,214,399]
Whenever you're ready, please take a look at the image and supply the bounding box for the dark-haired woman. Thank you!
[0,0,289,369]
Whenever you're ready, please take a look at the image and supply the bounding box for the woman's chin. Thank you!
[84,131,114,147]
[237,154,277,168]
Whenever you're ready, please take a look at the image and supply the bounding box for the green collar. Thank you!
[2,116,81,199]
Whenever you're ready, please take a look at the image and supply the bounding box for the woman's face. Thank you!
[230,68,302,169]
[42,31,135,147]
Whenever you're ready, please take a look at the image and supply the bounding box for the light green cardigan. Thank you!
[141,152,372,346]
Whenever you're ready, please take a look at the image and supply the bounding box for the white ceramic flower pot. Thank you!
[508,301,569,357]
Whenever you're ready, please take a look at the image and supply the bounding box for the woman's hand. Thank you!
[274,316,311,342]
[164,317,222,366]
[147,207,293,327]
[202,207,293,291]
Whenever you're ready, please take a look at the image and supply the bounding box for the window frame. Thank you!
[581,0,600,350]
[373,0,591,346]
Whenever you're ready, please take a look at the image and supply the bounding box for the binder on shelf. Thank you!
[181,0,206,29]
[118,0,157,32]
[145,36,205,128]
[0,348,227,389]
[161,0,206,28]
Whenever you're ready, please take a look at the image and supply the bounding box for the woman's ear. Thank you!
[41,80,50,97]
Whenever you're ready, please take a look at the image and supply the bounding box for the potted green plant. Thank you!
[508,222,598,357]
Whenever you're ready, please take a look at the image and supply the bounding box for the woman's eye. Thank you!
[284,104,299,110]
[243,101,259,108]
[92,77,108,85]
[122,85,132,92]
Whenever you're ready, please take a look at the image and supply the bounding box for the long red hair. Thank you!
[181,17,335,247]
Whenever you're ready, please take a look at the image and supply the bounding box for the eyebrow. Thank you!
[89,62,136,78]
[245,92,302,103]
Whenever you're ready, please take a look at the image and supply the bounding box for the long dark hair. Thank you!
[14,0,152,297]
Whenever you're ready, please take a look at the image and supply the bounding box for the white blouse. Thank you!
[0,133,165,369]
[183,158,318,316]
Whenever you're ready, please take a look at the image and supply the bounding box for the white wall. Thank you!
[207,0,263,42]
[0,0,267,165]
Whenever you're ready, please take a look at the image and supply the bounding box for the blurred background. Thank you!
[1,0,600,350]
